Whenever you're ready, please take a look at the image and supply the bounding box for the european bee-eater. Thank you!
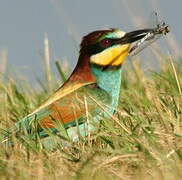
[6,28,165,144]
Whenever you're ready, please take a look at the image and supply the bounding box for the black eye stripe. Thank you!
[86,38,119,55]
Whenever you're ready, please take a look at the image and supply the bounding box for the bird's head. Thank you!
[80,28,151,66]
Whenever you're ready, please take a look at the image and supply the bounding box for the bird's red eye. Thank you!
[100,39,112,47]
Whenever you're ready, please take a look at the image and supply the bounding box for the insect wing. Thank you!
[129,33,162,56]
[129,12,169,56]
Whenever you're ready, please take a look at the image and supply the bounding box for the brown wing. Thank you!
[38,86,111,128]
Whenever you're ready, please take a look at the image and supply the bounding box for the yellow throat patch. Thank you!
[90,44,130,66]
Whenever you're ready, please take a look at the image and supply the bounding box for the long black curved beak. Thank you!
[118,29,152,44]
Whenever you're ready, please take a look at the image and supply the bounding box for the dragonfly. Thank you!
[129,12,170,56]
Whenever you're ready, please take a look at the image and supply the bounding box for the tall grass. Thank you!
[0,43,182,179]
[0,2,182,175]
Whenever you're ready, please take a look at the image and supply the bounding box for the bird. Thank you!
[5,28,153,146]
